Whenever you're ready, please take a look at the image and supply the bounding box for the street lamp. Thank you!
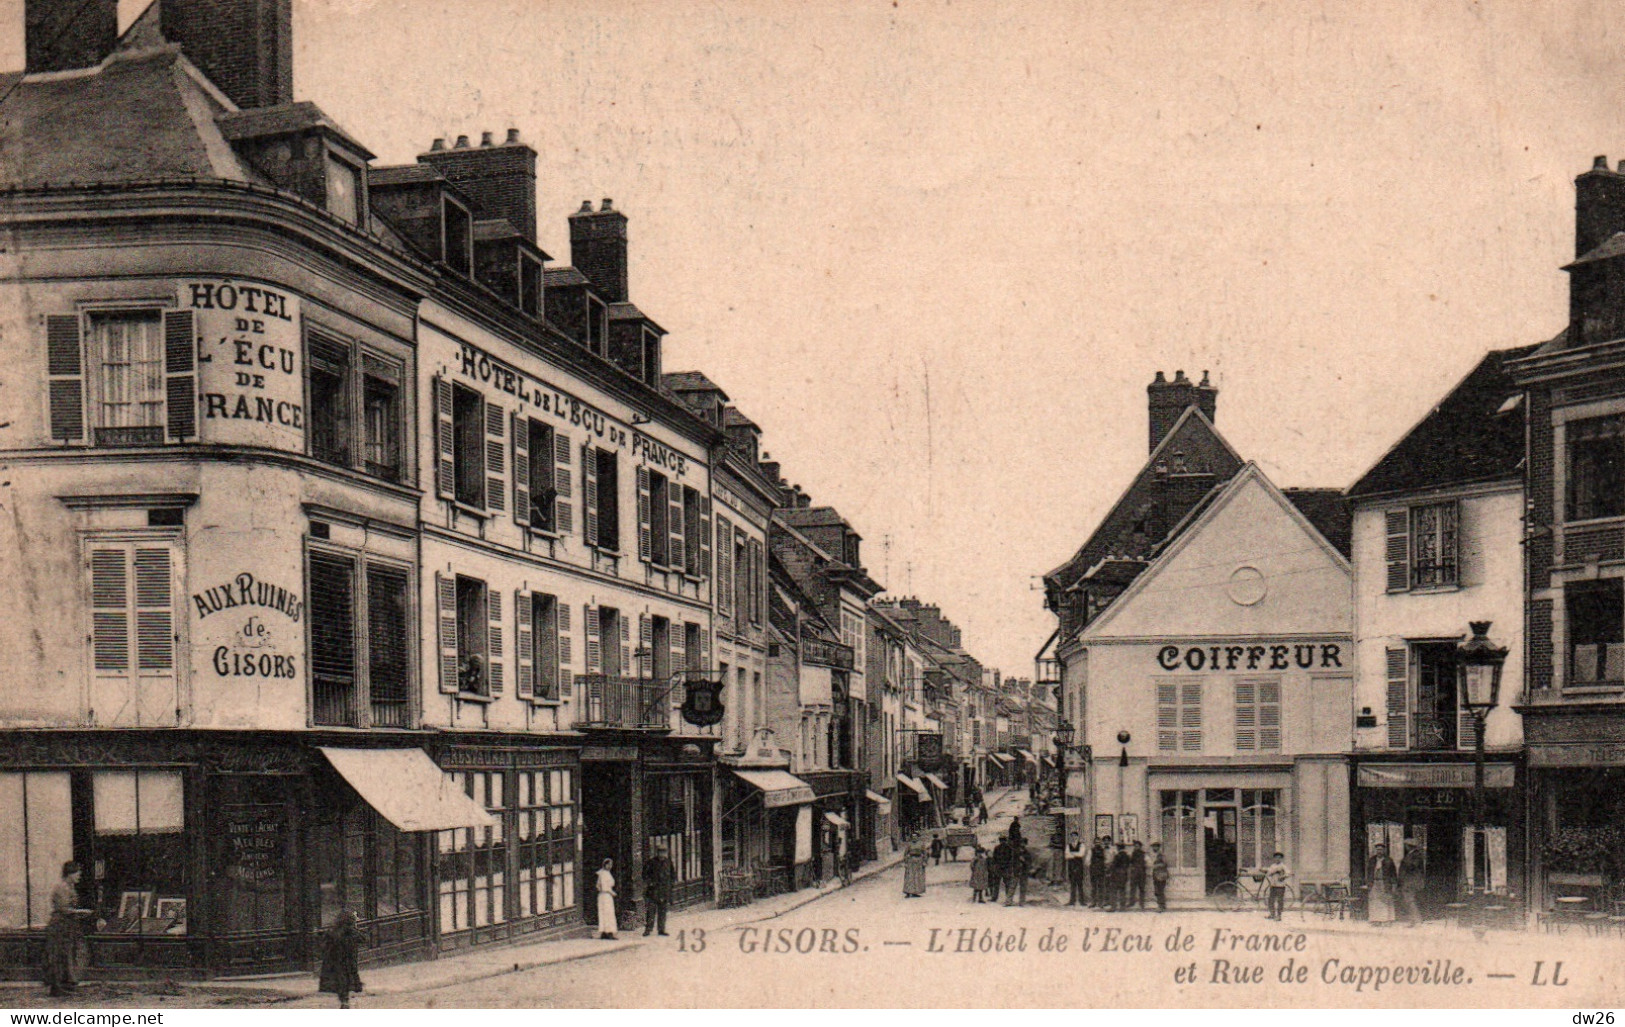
[1456,621,1507,900]
[1053,719,1074,810]
[1116,730,1131,841]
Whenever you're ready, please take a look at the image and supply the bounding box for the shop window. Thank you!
[314,799,420,929]
[451,384,486,508]
[216,777,290,934]
[516,768,577,919]
[0,772,73,930]
[437,772,505,933]
[1236,789,1279,874]
[1568,579,1625,686]
[92,771,187,936]
[1567,415,1625,522]
[645,775,708,884]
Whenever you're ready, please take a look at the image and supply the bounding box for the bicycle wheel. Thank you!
[1209,881,1241,912]
[1278,885,1297,917]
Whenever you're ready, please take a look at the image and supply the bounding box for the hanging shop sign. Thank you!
[681,675,726,727]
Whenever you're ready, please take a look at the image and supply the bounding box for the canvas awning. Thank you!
[864,789,892,815]
[1040,753,1055,766]
[318,747,497,832]
[921,773,950,791]
[732,768,817,808]
[989,752,1013,764]
[1019,749,1039,766]
[896,774,931,800]
[824,811,850,828]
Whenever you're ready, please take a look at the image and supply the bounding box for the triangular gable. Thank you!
[1083,463,1351,641]
[1044,406,1245,587]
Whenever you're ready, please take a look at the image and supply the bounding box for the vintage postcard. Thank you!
[0,0,1621,1013]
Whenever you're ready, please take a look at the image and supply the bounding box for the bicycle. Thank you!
[1209,870,1295,913]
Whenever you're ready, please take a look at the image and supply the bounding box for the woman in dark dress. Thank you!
[318,910,364,1008]
[43,861,91,997]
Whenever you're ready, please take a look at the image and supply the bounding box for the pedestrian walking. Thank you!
[318,909,364,1009]
[1065,832,1087,906]
[930,833,944,866]
[42,861,91,998]
[1366,843,1398,926]
[1108,841,1131,912]
[1150,842,1170,911]
[596,859,619,939]
[838,827,852,887]
[988,837,1008,903]
[643,842,674,936]
[1007,816,1024,848]
[1263,851,1289,921]
[1089,837,1107,908]
[970,845,990,903]
[1129,840,1148,909]
[903,840,929,898]
[978,801,989,826]
[1398,840,1425,926]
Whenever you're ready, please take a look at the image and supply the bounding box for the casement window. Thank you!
[640,328,661,388]
[583,447,620,551]
[308,337,351,465]
[434,573,503,698]
[48,310,197,446]
[682,486,709,578]
[684,622,704,672]
[307,551,414,728]
[307,334,403,482]
[1384,501,1459,591]
[715,514,734,617]
[640,614,673,683]
[586,295,608,357]
[443,197,473,276]
[451,384,486,508]
[324,153,363,227]
[516,768,577,919]
[516,590,569,703]
[1385,642,1472,750]
[511,414,570,534]
[748,539,765,625]
[733,528,749,624]
[88,539,178,714]
[518,255,543,320]
[1233,679,1281,752]
[1237,789,1281,872]
[361,357,402,480]
[637,468,684,569]
[1568,578,1625,686]
[1567,415,1625,522]
[1155,682,1201,752]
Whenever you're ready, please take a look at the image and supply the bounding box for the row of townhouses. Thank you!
[0,0,1045,977]
[1042,156,1625,917]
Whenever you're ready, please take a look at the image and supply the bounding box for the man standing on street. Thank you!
[1065,832,1088,906]
[1398,840,1426,926]
[642,842,674,937]
[1089,837,1107,908]
[1150,842,1170,911]
[1108,840,1131,912]
[1128,840,1148,909]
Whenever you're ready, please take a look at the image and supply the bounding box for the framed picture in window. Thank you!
[1094,814,1114,839]
[155,897,187,925]
[1120,813,1139,844]
[117,890,154,921]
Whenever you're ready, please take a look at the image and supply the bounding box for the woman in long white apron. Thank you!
[596,859,618,939]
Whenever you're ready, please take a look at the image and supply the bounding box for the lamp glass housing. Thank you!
[1456,620,1507,713]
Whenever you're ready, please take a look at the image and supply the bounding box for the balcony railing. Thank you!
[573,675,672,730]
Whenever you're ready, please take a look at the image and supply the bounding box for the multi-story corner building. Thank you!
[1347,347,1532,914]
[0,0,725,975]
[1510,156,1625,910]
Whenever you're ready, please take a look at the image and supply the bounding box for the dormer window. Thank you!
[518,254,542,319]
[443,198,473,276]
[325,153,363,227]
[640,328,660,387]
[586,295,608,356]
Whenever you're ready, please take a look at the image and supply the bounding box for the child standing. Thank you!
[969,845,989,903]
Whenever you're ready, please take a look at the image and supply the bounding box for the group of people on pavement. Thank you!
[1365,839,1427,926]
[1062,835,1168,912]
[964,820,1036,905]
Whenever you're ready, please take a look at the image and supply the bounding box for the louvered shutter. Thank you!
[748,539,764,623]
[558,603,573,697]
[671,624,687,676]
[553,431,573,535]
[668,484,685,571]
[515,590,534,700]
[436,572,459,693]
[582,443,599,548]
[698,496,712,579]
[90,547,130,681]
[699,627,710,669]
[1385,647,1409,748]
[133,547,174,678]
[47,315,85,442]
[639,614,653,680]
[1458,706,1478,751]
[585,605,601,674]
[1259,681,1281,751]
[484,401,506,513]
[620,613,632,677]
[485,588,504,695]
[716,516,733,618]
[1385,509,1410,593]
[636,466,652,563]
[1155,684,1177,751]
[1235,681,1256,751]
[1180,682,1202,751]
[163,311,196,442]
[511,411,531,528]
[434,377,456,501]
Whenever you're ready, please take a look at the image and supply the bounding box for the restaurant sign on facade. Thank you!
[801,632,855,670]
[1357,763,1515,789]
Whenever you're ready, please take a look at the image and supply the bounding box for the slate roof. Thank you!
[1569,231,1625,268]
[216,101,373,158]
[542,266,590,287]
[1347,343,1541,500]
[723,407,760,431]
[661,370,729,397]
[1283,488,1352,558]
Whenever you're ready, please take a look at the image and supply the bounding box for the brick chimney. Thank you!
[161,0,293,110]
[25,0,117,74]
[569,199,629,303]
[1147,369,1216,452]
[1574,155,1625,261]
[418,129,539,243]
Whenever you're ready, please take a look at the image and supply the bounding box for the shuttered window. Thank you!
[1385,647,1409,748]
[648,471,671,566]
[89,311,165,446]
[1384,509,1410,593]
[594,448,620,551]
[1156,684,1178,752]
[88,540,177,699]
[1179,683,1202,751]
[715,514,734,618]
[367,565,411,722]
[682,486,703,576]
[1235,679,1281,752]
[309,552,357,727]
[531,592,561,701]
[456,576,490,696]
[451,384,486,508]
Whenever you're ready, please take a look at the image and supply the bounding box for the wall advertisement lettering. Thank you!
[192,572,303,682]
[187,281,304,449]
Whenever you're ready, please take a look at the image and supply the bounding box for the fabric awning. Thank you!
[319,747,497,832]
[864,789,892,815]
[824,811,850,828]
[1019,749,1039,766]
[732,768,817,808]
[1040,753,1055,766]
[921,773,950,791]
[896,774,931,800]
[989,752,1013,764]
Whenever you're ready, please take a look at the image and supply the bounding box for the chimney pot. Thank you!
[430,137,447,151]
[1199,370,1212,387]
[1597,155,1611,170]
[506,128,521,145]
[480,131,494,147]
[601,198,614,210]
[1152,370,1167,384]
[454,135,471,149]
[579,200,594,213]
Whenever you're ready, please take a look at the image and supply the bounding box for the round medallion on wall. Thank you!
[1227,565,1267,606]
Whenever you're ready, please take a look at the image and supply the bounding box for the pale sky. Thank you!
[3,0,1621,677]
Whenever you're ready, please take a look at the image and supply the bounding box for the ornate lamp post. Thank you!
[1116,730,1131,841]
[1456,621,1507,901]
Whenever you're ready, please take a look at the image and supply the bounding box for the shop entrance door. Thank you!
[1203,805,1238,894]
[1412,809,1462,916]
[579,761,633,925]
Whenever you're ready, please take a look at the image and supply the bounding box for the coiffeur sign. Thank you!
[1155,641,1344,672]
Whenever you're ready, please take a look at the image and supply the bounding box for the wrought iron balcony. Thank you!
[573,675,672,731]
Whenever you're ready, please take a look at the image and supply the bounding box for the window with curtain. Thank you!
[516,768,577,919]
[1236,789,1279,874]
[89,311,165,434]
[438,771,507,932]
[1159,790,1199,869]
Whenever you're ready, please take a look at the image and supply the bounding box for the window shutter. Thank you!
[434,377,456,501]
[1259,681,1281,751]
[639,614,652,680]
[1385,646,1409,748]
[1155,684,1177,751]
[620,613,632,677]
[1458,706,1478,752]
[511,411,531,527]
[671,624,687,677]
[699,627,710,668]
[436,573,458,693]
[515,590,534,700]
[1234,681,1256,751]
[553,431,573,535]
[487,587,504,695]
[698,496,712,579]
[585,605,601,674]
[716,516,733,618]
[668,484,685,571]
[484,401,506,513]
[557,602,573,698]
[582,443,599,548]
[1385,509,1410,592]
[636,466,652,563]
[133,547,174,675]
[47,314,85,442]
[1180,682,1201,751]
[163,310,196,442]
[749,539,764,623]
[90,547,130,678]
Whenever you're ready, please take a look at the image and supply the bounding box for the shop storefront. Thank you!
[1525,711,1625,913]
[721,768,814,897]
